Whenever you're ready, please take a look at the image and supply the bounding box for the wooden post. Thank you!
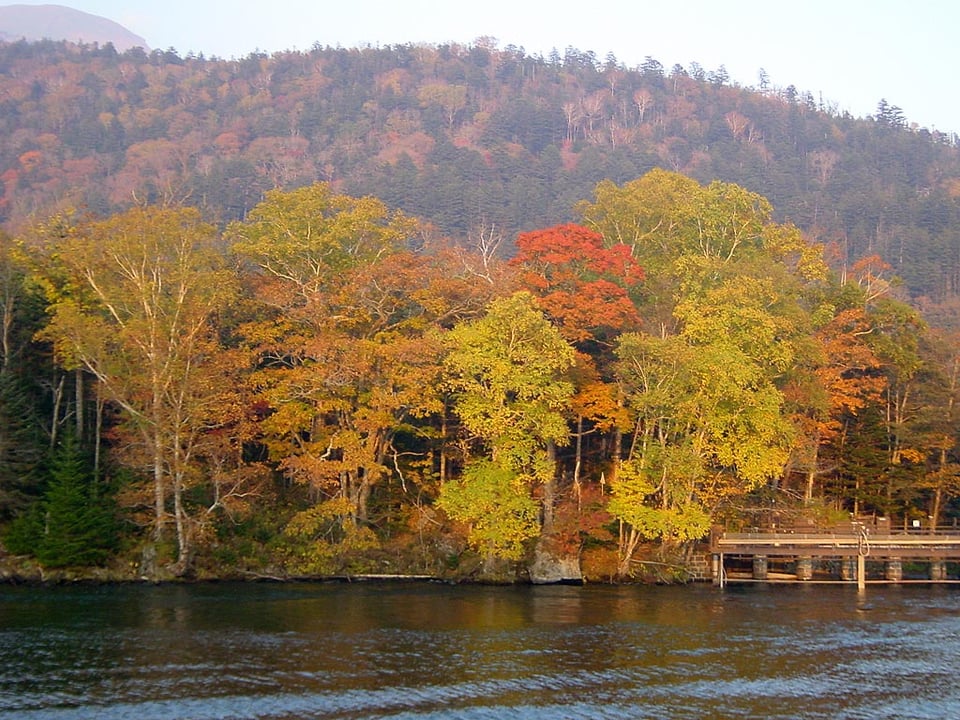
[753,555,768,580]
[857,554,866,590]
[885,559,903,583]
[841,557,856,581]
[930,560,947,581]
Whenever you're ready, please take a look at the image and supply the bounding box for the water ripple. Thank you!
[3,583,960,719]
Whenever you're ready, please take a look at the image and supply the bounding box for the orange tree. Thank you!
[509,223,643,554]
[229,183,500,571]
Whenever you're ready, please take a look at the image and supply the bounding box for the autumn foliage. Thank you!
[1,170,957,582]
[513,223,643,343]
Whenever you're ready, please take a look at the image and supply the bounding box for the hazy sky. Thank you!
[11,1,958,133]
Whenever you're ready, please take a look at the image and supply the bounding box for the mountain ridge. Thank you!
[0,3,147,51]
[0,39,957,312]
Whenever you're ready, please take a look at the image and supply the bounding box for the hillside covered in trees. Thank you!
[0,39,959,313]
[0,172,957,583]
[1,38,959,583]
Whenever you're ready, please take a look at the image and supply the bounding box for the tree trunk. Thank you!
[617,521,642,576]
[542,441,557,531]
[574,415,583,510]
[94,387,103,480]
[152,429,165,542]
[357,473,371,524]
[931,484,943,531]
[611,398,624,486]
[930,447,948,528]
[75,367,85,442]
[439,407,448,484]
[49,373,65,449]
[172,470,190,575]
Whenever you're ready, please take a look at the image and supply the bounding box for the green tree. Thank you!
[0,231,44,519]
[439,292,575,559]
[35,434,118,567]
[228,182,420,303]
[578,171,819,574]
[578,169,824,328]
[4,434,118,567]
[853,296,927,516]
[910,329,960,526]
[0,363,44,518]
[437,459,540,560]
[612,295,795,576]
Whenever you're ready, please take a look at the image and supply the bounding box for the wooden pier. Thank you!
[710,520,960,588]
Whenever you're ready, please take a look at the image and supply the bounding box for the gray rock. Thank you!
[529,544,582,584]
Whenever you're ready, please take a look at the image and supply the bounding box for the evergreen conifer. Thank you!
[28,434,119,568]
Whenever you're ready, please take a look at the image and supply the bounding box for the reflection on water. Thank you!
[1,582,959,719]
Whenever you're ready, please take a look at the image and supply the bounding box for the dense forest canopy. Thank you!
[0,39,958,312]
[0,170,957,582]
[0,37,959,582]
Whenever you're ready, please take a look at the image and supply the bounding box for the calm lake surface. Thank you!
[1,580,959,719]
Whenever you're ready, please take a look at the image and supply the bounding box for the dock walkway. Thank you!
[710,521,960,588]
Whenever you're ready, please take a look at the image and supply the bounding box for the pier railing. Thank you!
[711,526,960,557]
[710,522,960,586]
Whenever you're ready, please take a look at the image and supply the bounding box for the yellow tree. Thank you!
[578,170,825,574]
[439,292,575,560]
[612,279,797,574]
[578,169,824,330]
[40,206,238,575]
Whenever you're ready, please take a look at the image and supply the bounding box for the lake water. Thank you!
[1,580,959,719]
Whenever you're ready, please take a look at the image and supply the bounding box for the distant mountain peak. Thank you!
[0,4,148,51]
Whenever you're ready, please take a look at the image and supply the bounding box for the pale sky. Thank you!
[10,1,959,133]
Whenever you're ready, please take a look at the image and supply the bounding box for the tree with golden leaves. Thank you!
[41,206,239,575]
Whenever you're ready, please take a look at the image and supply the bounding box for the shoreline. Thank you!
[0,556,651,587]
[0,567,603,587]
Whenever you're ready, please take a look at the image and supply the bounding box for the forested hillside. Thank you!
[1,39,959,309]
[1,38,959,584]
